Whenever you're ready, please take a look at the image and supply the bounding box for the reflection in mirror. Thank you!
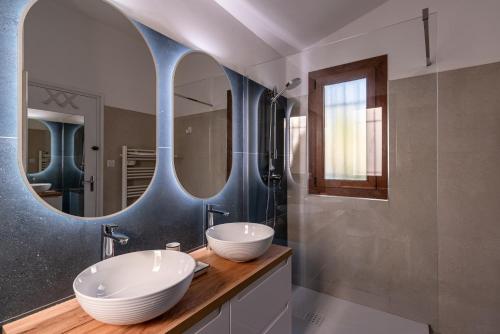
[173,52,232,198]
[22,0,156,217]
[286,102,307,184]
[26,109,85,214]
[74,126,84,172]
[26,118,51,173]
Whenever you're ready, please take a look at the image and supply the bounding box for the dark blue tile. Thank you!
[134,22,189,149]
[247,80,267,154]
[248,151,287,224]
[0,6,288,323]
[225,68,246,154]
[0,137,99,321]
[273,214,288,246]
[0,1,28,138]
[203,153,247,227]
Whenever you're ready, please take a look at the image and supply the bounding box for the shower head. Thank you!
[285,78,301,90]
[271,78,301,103]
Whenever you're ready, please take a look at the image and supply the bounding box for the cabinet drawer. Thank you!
[230,258,291,334]
[184,302,230,334]
[264,303,291,334]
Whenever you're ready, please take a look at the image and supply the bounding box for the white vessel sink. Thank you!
[31,183,51,193]
[73,250,196,325]
[206,223,274,262]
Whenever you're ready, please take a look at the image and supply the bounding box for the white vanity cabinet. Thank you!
[185,303,231,334]
[231,258,292,333]
[186,258,292,334]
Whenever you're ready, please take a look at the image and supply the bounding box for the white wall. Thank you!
[174,75,230,117]
[320,0,500,74]
[174,53,231,117]
[247,14,437,99]
[246,0,500,94]
[24,0,156,114]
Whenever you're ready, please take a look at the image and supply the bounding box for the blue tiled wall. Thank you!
[27,121,84,215]
[0,0,286,323]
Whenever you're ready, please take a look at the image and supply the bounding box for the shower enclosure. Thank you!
[246,10,440,333]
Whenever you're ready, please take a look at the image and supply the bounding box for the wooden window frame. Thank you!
[308,55,388,199]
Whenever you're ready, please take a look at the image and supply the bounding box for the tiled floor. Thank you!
[292,286,428,334]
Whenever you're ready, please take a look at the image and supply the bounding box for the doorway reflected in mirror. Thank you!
[22,0,156,217]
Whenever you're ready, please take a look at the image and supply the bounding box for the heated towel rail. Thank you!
[38,150,50,171]
[121,146,156,209]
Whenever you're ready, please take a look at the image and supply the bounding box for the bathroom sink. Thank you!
[31,183,51,193]
[73,250,196,325]
[206,223,274,262]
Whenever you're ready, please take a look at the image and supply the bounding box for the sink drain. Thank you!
[293,311,325,327]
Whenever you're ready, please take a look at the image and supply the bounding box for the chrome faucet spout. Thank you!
[101,224,129,260]
[206,204,229,227]
[108,232,129,245]
[205,205,229,250]
[208,208,230,216]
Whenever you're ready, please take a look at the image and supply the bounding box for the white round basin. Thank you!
[206,222,274,262]
[73,250,195,325]
[31,183,51,193]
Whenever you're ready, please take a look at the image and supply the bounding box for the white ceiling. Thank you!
[56,0,142,38]
[214,0,388,55]
[108,0,389,73]
[108,0,281,73]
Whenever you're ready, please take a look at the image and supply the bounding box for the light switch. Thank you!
[107,160,115,168]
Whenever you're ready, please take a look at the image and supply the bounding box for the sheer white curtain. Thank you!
[324,78,367,180]
[324,78,382,180]
[366,107,382,177]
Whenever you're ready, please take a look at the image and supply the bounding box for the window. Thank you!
[308,55,388,199]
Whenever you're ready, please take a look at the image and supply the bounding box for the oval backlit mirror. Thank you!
[22,0,156,217]
[173,52,232,198]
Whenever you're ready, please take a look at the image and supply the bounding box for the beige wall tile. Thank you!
[438,62,500,334]
[288,73,439,328]
[438,62,500,153]
[173,109,228,198]
[103,106,155,215]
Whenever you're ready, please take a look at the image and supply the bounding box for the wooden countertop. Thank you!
[3,245,292,334]
[37,190,62,198]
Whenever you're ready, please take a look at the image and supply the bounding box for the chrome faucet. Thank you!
[206,204,229,229]
[206,204,229,250]
[101,224,129,260]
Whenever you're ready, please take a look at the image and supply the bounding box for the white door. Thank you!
[27,81,101,217]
